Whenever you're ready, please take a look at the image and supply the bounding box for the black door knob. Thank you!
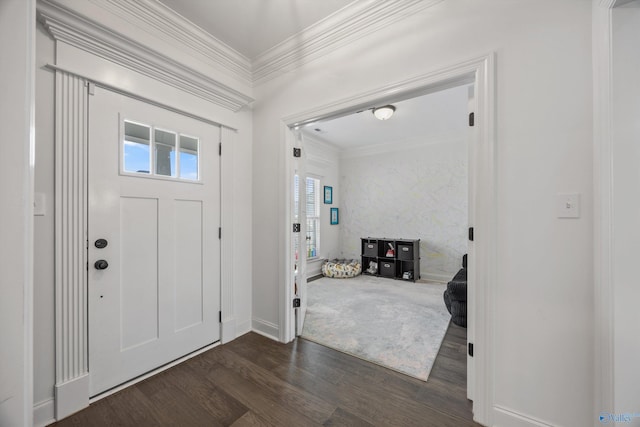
[94,260,109,270]
[95,238,108,249]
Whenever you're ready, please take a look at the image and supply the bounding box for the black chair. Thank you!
[443,254,467,327]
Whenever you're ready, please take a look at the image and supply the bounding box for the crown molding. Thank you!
[340,133,465,160]
[303,126,465,161]
[302,133,341,170]
[37,0,446,90]
[252,0,445,85]
[302,132,342,154]
[88,0,252,85]
[37,0,254,111]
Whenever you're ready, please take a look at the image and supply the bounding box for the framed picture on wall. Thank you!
[324,186,333,204]
[330,207,339,225]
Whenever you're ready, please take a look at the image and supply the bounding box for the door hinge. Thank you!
[468,112,475,127]
[468,227,474,241]
[293,298,301,308]
[293,223,301,233]
[293,147,301,158]
[219,142,222,156]
[219,227,222,239]
[219,311,222,323]
[87,82,95,96]
[468,342,474,357]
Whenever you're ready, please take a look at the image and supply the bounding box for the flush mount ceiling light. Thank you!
[372,105,396,120]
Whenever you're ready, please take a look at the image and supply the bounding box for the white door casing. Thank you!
[280,54,496,425]
[292,129,308,336]
[466,84,477,402]
[87,86,221,396]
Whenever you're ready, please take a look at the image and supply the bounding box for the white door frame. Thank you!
[592,0,626,422]
[279,53,496,426]
[52,70,237,420]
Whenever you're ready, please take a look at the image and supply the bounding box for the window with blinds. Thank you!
[306,177,320,258]
[293,175,320,259]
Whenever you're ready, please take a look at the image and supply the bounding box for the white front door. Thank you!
[88,86,221,396]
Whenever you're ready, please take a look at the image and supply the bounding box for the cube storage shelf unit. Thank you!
[361,238,420,282]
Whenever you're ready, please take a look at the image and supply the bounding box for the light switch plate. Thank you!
[557,193,580,218]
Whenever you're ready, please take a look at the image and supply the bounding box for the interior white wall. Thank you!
[0,1,35,426]
[32,2,253,421]
[33,22,56,424]
[339,138,467,281]
[252,0,593,425]
[303,136,341,277]
[611,3,640,418]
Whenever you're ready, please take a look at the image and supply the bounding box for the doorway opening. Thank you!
[294,83,472,384]
[280,54,496,424]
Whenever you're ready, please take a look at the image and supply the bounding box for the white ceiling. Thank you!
[157,0,354,60]
[155,1,470,148]
[302,85,471,150]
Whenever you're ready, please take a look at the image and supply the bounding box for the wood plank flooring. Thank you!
[52,323,481,426]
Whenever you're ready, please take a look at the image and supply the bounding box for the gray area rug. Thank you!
[301,275,450,381]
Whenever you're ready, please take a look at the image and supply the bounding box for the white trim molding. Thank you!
[592,0,616,424]
[493,405,556,427]
[420,272,452,284]
[35,0,447,87]
[33,398,55,427]
[89,0,252,84]
[54,71,90,420]
[283,62,475,128]
[0,0,36,425]
[338,133,466,160]
[37,0,254,112]
[221,127,236,344]
[471,52,497,427]
[252,319,280,341]
[252,0,445,84]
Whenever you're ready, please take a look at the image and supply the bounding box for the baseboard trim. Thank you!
[493,405,556,427]
[221,317,236,344]
[421,271,452,283]
[251,319,279,341]
[235,319,252,337]
[33,398,55,427]
[55,373,89,420]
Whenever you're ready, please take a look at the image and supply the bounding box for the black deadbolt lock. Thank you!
[95,239,108,249]
[94,260,109,270]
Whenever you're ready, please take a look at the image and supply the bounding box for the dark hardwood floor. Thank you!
[53,323,481,426]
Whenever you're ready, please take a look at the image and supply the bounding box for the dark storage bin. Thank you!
[380,261,395,277]
[397,243,414,261]
[363,240,378,257]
